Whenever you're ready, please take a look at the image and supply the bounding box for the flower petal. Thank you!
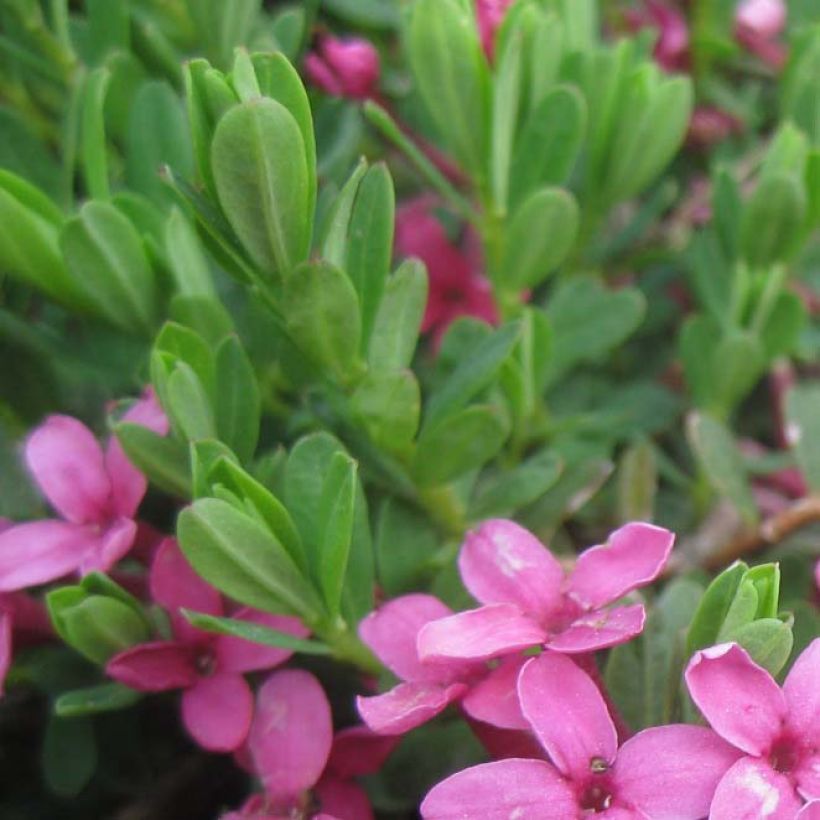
[0,610,11,695]
[547,604,646,654]
[783,638,820,739]
[461,655,529,730]
[182,672,253,752]
[421,759,577,819]
[796,751,820,802]
[216,608,308,673]
[708,757,802,819]
[518,652,617,781]
[79,517,137,575]
[0,520,89,591]
[417,604,546,664]
[315,777,373,820]
[568,522,674,609]
[105,641,199,691]
[325,726,399,779]
[798,802,820,820]
[358,594,457,683]
[685,643,786,755]
[25,415,111,524]
[613,725,742,819]
[249,669,332,803]
[356,681,466,736]
[459,520,564,620]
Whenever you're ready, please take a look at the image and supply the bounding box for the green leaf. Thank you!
[351,370,420,455]
[686,561,748,657]
[54,683,141,717]
[153,321,215,398]
[317,452,358,616]
[760,291,807,361]
[42,716,96,798]
[61,201,157,333]
[169,295,234,346]
[368,259,428,374]
[686,412,758,525]
[424,322,521,431]
[407,0,490,176]
[80,67,111,201]
[85,0,129,61]
[165,208,216,298]
[283,261,362,383]
[491,25,523,212]
[211,98,311,278]
[181,609,331,655]
[191,439,238,499]
[230,48,261,101]
[716,579,759,641]
[785,383,820,492]
[470,449,563,519]
[320,158,367,266]
[414,404,509,486]
[166,362,216,441]
[113,421,191,498]
[214,335,260,463]
[731,617,794,677]
[501,187,578,289]
[177,497,322,619]
[510,85,586,207]
[709,330,765,417]
[616,439,657,523]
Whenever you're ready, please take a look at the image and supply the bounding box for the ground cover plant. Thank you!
[0,0,820,817]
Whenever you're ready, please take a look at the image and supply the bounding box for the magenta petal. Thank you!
[358,594,456,683]
[315,777,373,820]
[79,517,137,574]
[216,608,308,673]
[796,751,820,801]
[182,672,253,752]
[0,520,89,591]
[546,604,646,653]
[798,802,820,820]
[459,520,564,620]
[783,639,820,739]
[421,759,576,819]
[568,523,674,608]
[685,643,786,755]
[518,652,617,781]
[0,610,11,695]
[249,669,332,803]
[614,725,743,819]
[709,757,802,819]
[325,727,399,779]
[25,415,111,524]
[356,681,466,735]
[461,655,529,730]
[417,604,547,663]
[105,642,199,691]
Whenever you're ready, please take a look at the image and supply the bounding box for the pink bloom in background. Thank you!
[0,589,52,694]
[625,0,690,73]
[735,0,787,70]
[687,106,742,148]
[422,651,740,819]
[686,640,820,817]
[395,197,498,348]
[356,593,532,736]
[106,539,308,752]
[224,671,392,819]
[475,0,514,59]
[304,36,380,101]
[0,390,168,591]
[417,520,674,666]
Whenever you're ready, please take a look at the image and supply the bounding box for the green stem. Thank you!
[319,619,382,676]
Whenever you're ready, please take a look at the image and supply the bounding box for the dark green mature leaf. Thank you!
[283,261,362,383]
[81,67,112,201]
[42,716,96,798]
[177,498,322,620]
[54,683,141,717]
[61,201,157,333]
[616,439,657,523]
[414,404,509,486]
[215,335,260,463]
[212,98,311,278]
[182,610,331,655]
[407,0,490,176]
[760,291,806,361]
[368,259,428,374]
[501,187,578,289]
[785,383,820,492]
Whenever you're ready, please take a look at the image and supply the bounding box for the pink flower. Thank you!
[422,651,741,818]
[106,539,308,752]
[416,520,674,666]
[685,640,820,817]
[0,590,52,694]
[224,671,393,819]
[687,106,742,148]
[625,1,690,73]
[395,197,498,348]
[0,391,168,591]
[356,593,532,736]
[475,0,514,59]
[735,0,787,69]
[304,36,380,101]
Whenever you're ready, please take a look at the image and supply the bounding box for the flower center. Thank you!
[579,759,615,814]
[769,735,801,774]
[194,648,217,677]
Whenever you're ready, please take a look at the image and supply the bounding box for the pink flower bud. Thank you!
[304,36,380,101]
[475,0,515,60]
[735,0,786,39]
[687,106,741,149]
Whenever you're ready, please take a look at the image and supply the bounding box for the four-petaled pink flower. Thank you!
[304,36,380,101]
[417,520,674,666]
[685,640,820,818]
[735,0,787,70]
[106,538,308,752]
[625,1,690,73]
[0,390,168,591]
[395,196,498,350]
[356,593,533,736]
[223,670,394,819]
[422,650,741,819]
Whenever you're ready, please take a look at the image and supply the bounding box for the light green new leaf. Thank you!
[55,683,141,718]
[113,422,191,498]
[215,335,260,464]
[351,370,420,455]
